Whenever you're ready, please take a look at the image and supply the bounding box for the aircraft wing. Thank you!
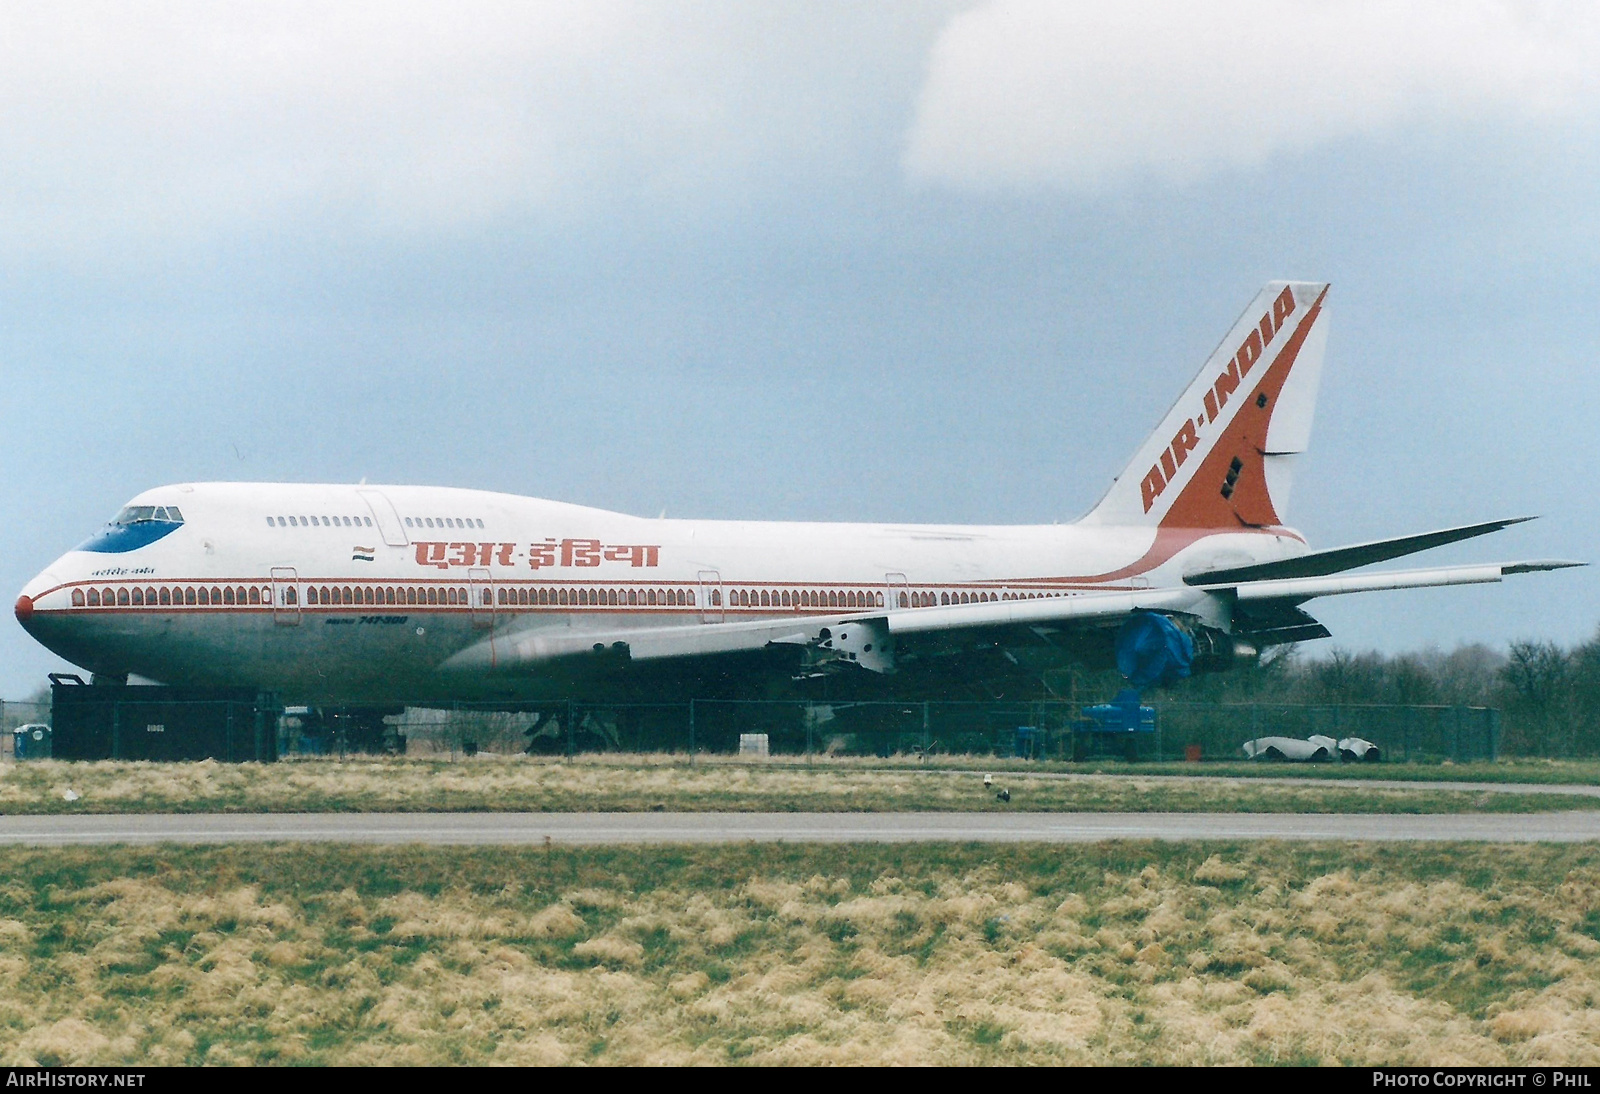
[443,558,1581,677]
[884,560,1581,651]
[1204,559,1583,603]
[440,584,1211,676]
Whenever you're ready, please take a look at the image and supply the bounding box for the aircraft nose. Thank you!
[15,566,62,634]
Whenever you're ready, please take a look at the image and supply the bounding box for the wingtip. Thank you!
[1502,559,1587,575]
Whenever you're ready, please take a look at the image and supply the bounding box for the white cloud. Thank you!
[905,0,1600,191]
[0,2,926,253]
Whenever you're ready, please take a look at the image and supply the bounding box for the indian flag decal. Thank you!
[352,546,376,562]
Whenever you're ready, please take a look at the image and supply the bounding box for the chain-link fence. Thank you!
[307,698,1498,763]
[0,692,1504,763]
[1157,702,1499,763]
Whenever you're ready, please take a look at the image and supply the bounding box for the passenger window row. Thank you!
[713,587,1066,610]
[75,585,265,608]
[902,590,1003,607]
[404,516,485,530]
[715,588,889,610]
[269,515,374,529]
[715,588,1033,610]
[304,585,473,607]
[77,583,500,609]
[73,581,1066,611]
[900,589,1063,607]
[497,586,695,607]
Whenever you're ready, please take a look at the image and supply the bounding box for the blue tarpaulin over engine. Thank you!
[1115,611,1195,687]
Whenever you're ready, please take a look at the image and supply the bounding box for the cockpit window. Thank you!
[112,505,183,525]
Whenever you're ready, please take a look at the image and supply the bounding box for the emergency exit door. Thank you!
[270,567,300,625]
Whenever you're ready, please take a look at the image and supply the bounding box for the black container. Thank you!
[50,679,279,762]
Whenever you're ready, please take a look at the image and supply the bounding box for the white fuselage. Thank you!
[17,482,1306,702]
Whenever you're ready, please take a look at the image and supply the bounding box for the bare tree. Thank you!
[1503,640,1570,755]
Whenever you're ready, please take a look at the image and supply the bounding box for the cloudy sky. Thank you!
[3,1,1597,698]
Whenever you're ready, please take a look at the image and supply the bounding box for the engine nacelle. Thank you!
[1187,622,1257,675]
[784,620,898,675]
[824,620,896,674]
[1115,611,1254,686]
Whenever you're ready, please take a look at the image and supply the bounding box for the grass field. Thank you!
[1,842,1597,1065]
[1041,758,1600,785]
[1,755,1597,815]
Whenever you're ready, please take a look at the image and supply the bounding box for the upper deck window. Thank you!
[400,515,483,529]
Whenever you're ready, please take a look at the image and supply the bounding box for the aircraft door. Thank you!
[886,572,909,610]
[698,570,722,624]
[270,567,300,626]
[469,567,494,629]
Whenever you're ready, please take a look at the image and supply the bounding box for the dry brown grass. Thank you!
[0,755,1593,815]
[0,843,1598,1065]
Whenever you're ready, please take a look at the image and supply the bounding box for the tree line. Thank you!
[1156,630,1600,757]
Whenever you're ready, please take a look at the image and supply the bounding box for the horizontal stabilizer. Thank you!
[1184,517,1536,585]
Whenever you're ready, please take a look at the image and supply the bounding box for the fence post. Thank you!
[1488,708,1501,762]
[923,702,931,753]
[689,699,696,766]
[566,699,575,759]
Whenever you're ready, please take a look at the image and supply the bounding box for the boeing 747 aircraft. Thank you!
[13,282,1582,706]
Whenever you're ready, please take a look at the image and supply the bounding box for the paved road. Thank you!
[1,811,1598,845]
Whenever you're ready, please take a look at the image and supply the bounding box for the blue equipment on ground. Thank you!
[1014,725,1036,758]
[1079,690,1157,734]
[1115,611,1195,688]
[11,725,52,760]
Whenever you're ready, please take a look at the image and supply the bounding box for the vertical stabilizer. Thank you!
[1081,281,1329,530]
